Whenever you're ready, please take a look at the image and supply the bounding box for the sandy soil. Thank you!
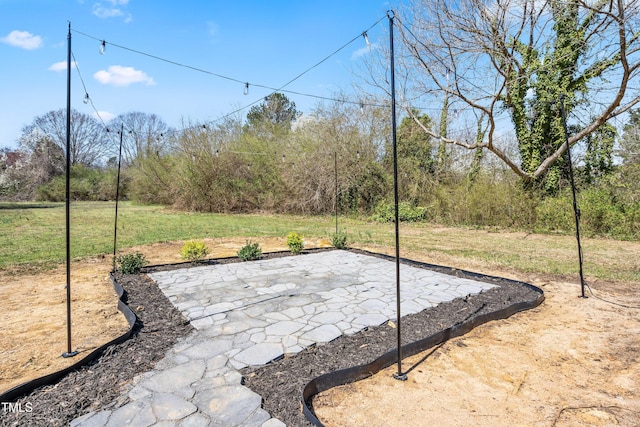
[0,257,127,394]
[314,277,640,426]
[2,235,639,427]
[0,236,318,394]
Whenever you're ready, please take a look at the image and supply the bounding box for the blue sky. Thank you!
[0,0,394,149]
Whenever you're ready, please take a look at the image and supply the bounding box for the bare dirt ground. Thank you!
[314,276,640,427]
[0,258,127,394]
[0,236,308,394]
[2,234,639,427]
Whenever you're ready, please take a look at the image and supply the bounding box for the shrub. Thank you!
[533,194,573,234]
[115,252,147,274]
[331,231,348,249]
[180,240,210,262]
[36,164,123,202]
[372,201,427,223]
[438,177,539,229]
[238,240,262,261]
[286,231,304,254]
[579,187,629,238]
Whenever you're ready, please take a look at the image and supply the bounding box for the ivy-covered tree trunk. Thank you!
[435,90,449,180]
[468,119,485,184]
[399,0,639,189]
[507,2,590,192]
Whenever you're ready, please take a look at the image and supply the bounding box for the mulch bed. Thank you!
[241,264,541,426]
[1,274,194,427]
[1,249,541,427]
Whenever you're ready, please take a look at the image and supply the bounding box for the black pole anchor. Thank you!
[63,22,78,359]
[334,150,338,235]
[112,124,124,273]
[388,9,407,382]
[559,96,587,299]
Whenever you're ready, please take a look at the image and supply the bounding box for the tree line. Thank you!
[2,90,638,239]
[1,0,639,240]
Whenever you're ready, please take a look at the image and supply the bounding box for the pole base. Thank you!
[62,351,78,358]
[393,372,408,381]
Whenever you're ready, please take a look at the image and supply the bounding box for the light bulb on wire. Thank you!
[362,31,370,47]
[100,40,106,55]
[83,93,90,104]
[244,82,249,95]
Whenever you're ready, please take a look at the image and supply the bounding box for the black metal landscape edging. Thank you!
[301,260,545,427]
[0,273,137,402]
[1,245,544,421]
[0,248,329,401]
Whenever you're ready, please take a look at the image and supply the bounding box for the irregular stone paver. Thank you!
[152,393,197,421]
[105,400,156,427]
[73,250,495,426]
[70,411,111,427]
[144,360,206,394]
[233,342,283,367]
[194,386,266,425]
[178,412,213,427]
[264,320,305,337]
[300,324,343,343]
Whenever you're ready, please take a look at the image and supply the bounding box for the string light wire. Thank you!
[71,18,405,138]
[71,15,386,107]
[71,51,113,131]
[70,13,520,147]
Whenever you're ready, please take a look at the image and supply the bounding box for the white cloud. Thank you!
[93,65,155,86]
[291,113,317,131]
[1,30,43,50]
[351,43,378,60]
[48,61,78,72]
[93,5,123,18]
[93,111,116,122]
[93,1,132,22]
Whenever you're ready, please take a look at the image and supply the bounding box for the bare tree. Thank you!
[395,0,640,186]
[620,108,640,164]
[21,109,110,166]
[282,97,389,214]
[1,129,65,199]
[110,111,172,166]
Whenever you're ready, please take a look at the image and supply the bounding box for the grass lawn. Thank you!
[1,201,638,283]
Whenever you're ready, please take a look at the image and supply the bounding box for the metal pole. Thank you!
[335,151,338,235]
[63,22,78,358]
[389,10,406,381]
[559,96,587,298]
[112,124,124,273]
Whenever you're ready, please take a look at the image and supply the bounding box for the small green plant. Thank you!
[331,231,348,249]
[286,231,304,254]
[371,201,427,223]
[237,240,262,261]
[115,252,147,274]
[180,240,210,262]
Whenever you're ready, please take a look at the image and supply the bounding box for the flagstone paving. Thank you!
[71,250,497,426]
